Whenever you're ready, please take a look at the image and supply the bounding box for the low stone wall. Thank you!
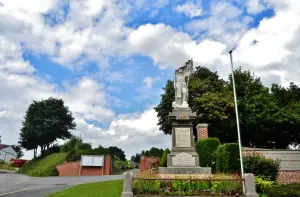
[244,149,300,183]
[244,149,300,171]
[278,170,300,184]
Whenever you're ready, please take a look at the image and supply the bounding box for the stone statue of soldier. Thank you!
[172,59,193,109]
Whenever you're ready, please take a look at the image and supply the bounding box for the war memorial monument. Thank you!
[159,60,211,174]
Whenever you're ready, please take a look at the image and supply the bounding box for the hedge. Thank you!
[263,184,300,197]
[216,143,240,173]
[160,148,170,167]
[195,138,220,172]
[244,154,280,181]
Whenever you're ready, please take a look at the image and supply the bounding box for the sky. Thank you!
[0,0,300,160]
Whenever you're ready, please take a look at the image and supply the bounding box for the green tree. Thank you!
[19,97,76,157]
[160,148,170,167]
[154,80,174,135]
[155,65,300,149]
[108,146,126,161]
[131,153,141,163]
[93,145,108,155]
[144,147,164,158]
[11,145,24,158]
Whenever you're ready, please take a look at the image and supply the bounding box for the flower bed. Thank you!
[133,172,243,196]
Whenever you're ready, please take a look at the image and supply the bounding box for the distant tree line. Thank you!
[131,147,164,163]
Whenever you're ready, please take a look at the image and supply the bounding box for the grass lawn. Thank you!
[0,162,18,171]
[20,153,66,177]
[47,180,123,197]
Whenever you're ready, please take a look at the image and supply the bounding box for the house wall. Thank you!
[0,147,17,163]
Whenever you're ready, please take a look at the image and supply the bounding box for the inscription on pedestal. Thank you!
[172,152,195,167]
[175,128,191,147]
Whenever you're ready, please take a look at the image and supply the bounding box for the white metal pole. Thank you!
[229,50,245,193]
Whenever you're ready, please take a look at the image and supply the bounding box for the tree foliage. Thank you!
[11,145,24,158]
[108,146,126,161]
[155,65,300,148]
[19,97,76,157]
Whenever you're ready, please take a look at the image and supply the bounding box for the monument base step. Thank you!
[159,166,211,174]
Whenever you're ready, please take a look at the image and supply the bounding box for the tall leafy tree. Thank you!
[154,80,174,135]
[108,146,126,161]
[19,97,76,157]
[144,147,164,158]
[155,65,300,149]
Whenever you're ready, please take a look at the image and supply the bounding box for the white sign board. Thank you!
[175,128,191,147]
[81,155,104,167]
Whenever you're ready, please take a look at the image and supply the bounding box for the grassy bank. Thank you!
[0,162,18,171]
[20,153,66,177]
[47,180,123,197]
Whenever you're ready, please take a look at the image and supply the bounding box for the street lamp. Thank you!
[229,50,245,193]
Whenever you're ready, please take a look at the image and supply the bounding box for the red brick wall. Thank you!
[56,155,112,176]
[197,124,208,141]
[140,156,160,172]
[104,155,111,175]
[278,171,300,184]
[140,156,145,172]
[81,167,103,176]
[56,161,80,176]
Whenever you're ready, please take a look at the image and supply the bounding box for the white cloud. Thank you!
[75,108,171,159]
[246,0,266,14]
[0,111,7,116]
[174,0,203,18]
[143,76,160,88]
[185,1,250,48]
[128,23,226,69]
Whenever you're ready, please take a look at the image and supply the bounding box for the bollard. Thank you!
[244,173,259,197]
[121,172,134,197]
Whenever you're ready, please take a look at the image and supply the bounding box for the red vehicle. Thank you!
[10,158,29,167]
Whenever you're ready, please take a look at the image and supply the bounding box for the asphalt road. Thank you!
[0,170,123,197]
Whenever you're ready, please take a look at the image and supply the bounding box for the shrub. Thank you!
[263,184,300,197]
[196,138,220,172]
[244,154,280,181]
[65,149,81,162]
[160,148,170,167]
[255,177,275,194]
[60,136,83,152]
[216,143,240,173]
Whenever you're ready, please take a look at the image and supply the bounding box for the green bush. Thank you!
[196,138,220,172]
[20,153,66,176]
[216,143,240,173]
[244,154,280,181]
[255,177,275,194]
[160,148,170,167]
[263,184,300,197]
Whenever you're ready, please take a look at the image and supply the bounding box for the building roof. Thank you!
[0,144,9,150]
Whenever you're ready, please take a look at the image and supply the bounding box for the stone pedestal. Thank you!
[159,108,211,174]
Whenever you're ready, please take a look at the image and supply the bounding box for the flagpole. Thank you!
[229,50,245,193]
